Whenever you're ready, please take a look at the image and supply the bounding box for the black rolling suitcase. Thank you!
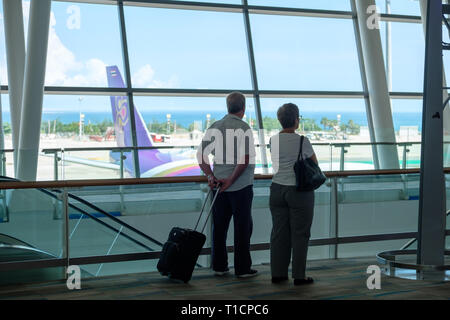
[157,187,220,283]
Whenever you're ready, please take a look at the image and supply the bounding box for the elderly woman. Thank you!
[269,103,318,285]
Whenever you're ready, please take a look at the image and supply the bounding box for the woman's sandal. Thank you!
[294,277,314,285]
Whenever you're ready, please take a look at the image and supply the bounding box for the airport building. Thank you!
[0,0,448,301]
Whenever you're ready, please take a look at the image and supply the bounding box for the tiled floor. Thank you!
[0,257,449,300]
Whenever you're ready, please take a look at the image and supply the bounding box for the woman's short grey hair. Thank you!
[277,103,299,129]
[227,92,246,114]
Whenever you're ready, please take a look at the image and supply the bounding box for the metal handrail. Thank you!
[400,210,450,250]
[58,190,164,247]
[39,141,447,154]
[0,168,448,190]
[0,176,161,252]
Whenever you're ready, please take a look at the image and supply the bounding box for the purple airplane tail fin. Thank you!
[106,66,154,149]
[106,66,168,176]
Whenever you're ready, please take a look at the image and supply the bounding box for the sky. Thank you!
[0,0,437,121]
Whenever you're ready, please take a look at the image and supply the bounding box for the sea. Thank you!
[2,111,423,132]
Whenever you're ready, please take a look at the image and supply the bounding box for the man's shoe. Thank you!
[271,276,288,284]
[214,269,230,276]
[236,269,258,279]
[294,277,314,285]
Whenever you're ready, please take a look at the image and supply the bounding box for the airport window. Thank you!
[44,1,125,87]
[171,0,241,3]
[131,96,237,147]
[124,6,252,90]
[444,27,450,80]
[0,0,433,180]
[37,94,121,180]
[131,95,263,176]
[390,98,422,141]
[247,0,351,11]
[445,51,450,84]
[259,97,368,171]
[374,0,421,16]
[249,14,363,91]
[380,21,425,92]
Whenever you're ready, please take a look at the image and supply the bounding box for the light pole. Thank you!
[337,114,341,139]
[206,114,211,131]
[166,114,171,135]
[78,96,84,140]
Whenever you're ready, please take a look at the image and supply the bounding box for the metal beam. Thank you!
[51,0,424,24]
[354,0,399,170]
[417,0,446,268]
[0,85,426,100]
[242,0,268,174]
[117,0,141,178]
[385,0,392,92]
[420,0,450,167]
[351,0,380,170]
[380,13,422,23]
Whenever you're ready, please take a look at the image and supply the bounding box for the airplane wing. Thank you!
[40,153,121,171]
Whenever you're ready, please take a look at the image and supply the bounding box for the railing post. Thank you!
[330,143,333,171]
[329,177,339,259]
[402,144,410,170]
[61,150,65,181]
[339,145,347,172]
[1,150,5,176]
[119,150,126,214]
[120,150,125,179]
[0,150,8,223]
[54,151,59,181]
[62,188,70,278]
[400,144,410,199]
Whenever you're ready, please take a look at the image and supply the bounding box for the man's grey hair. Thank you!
[227,91,246,114]
[277,103,299,129]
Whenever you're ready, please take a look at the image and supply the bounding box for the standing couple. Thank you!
[197,92,318,285]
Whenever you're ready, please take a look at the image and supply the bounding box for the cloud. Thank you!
[0,2,177,89]
[16,1,101,87]
[132,64,179,88]
[18,1,106,87]
[44,6,107,87]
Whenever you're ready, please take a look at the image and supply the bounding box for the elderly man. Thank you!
[197,91,257,278]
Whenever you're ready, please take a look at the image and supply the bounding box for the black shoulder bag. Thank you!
[294,136,327,191]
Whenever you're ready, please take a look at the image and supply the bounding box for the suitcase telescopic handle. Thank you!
[194,185,221,233]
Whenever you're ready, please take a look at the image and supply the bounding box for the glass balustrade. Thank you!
[0,172,448,284]
[35,142,449,181]
[0,185,65,284]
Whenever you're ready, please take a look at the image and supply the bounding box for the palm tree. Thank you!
[320,117,329,131]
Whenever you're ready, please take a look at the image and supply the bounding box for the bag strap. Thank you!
[297,135,305,161]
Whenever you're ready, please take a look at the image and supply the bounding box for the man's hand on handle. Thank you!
[207,174,219,190]
[217,178,233,193]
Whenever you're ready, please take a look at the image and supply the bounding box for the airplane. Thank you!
[106,65,202,178]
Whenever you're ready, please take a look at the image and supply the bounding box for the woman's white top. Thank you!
[270,133,315,186]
